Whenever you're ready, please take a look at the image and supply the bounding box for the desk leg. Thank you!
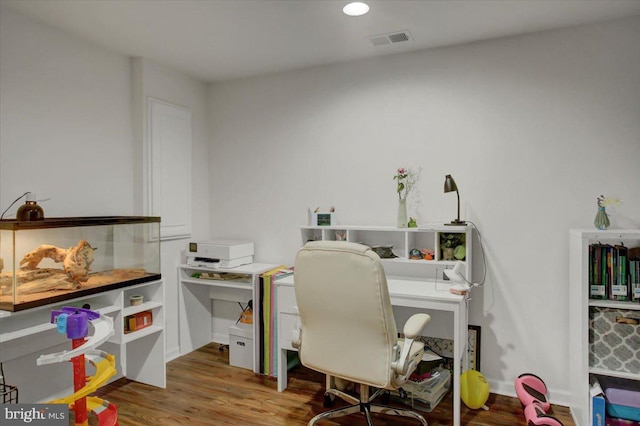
[277,347,288,392]
[453,304,461,426]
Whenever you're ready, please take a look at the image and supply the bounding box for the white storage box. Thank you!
[229,323,253,370]
[188,240,254,260]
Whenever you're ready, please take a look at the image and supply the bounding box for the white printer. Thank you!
[186,240,254,269]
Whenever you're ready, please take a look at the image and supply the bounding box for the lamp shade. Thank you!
[444,175,458,193]
[444,174,466,225]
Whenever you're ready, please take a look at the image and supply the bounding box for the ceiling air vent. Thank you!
[368,30,412,47]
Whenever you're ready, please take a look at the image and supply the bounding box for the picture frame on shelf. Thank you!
[420,325,480,372]
[308,210,336,226]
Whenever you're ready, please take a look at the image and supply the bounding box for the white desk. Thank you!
[275,275,468,426]
[178,262,279,373]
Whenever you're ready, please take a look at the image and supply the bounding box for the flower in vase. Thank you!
[393,167,421,200]
[597,195,621,207]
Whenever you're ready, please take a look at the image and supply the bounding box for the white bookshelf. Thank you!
[300,224,473,283]
[0,279,166,400]
[569,229,640,426]
[178,262,280,373]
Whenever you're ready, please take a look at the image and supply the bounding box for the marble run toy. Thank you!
[37,307,118,426]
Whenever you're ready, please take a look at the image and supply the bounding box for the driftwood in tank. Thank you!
[0,239,153,298]
[0,268,150,297]
[0,268,77,295]
[0,240,97,296]
[20,240,96,283]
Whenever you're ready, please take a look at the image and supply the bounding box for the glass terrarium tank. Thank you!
[0,216,161,311]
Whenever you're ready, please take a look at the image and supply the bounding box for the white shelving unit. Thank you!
[178,262,280,373]
[300,224,473,283]
[0,279,166,401]
[569,229,640,426]
[283,223,475,426]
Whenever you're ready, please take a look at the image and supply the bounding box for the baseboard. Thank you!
[487,378,570,407]
[166,346,181,362]
[570,407,579,426]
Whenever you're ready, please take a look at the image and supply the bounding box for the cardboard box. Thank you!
[125,311,153,334]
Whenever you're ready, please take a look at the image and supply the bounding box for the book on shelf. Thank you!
[589,377,605,426]
[589,244,608,300]
[630,250,640,302]
[589,243,639,302]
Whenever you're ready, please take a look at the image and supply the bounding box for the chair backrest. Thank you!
[294,241,399,388]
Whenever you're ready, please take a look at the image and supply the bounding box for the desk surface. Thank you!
[275,274,464,303]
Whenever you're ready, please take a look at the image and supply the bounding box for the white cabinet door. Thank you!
[147,97,191,240]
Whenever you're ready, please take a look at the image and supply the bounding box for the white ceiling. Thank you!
[4,0,640,83]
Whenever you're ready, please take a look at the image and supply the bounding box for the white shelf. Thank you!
[588,299,640,310]
[0,304,121,343]
[301,224,473,283]
[123,325,163,343]
[300,224,469,232]
[569,230,640,426]
[381,257,463,266]
[0,322,56,344]
[178,262,281,374]
[123,301,163,317]
[180,278,253,289]
[98,305,122,316]
[0,280,166,396]
[179,262,280,275]
[589,367,640,381]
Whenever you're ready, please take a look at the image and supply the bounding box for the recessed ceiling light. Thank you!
[343,2,369,17]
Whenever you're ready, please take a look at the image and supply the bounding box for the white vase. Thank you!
[396,198,408,228]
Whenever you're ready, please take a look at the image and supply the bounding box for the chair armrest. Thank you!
[392,313,431,378]
[403,313,430,339]
[292,328,301,349]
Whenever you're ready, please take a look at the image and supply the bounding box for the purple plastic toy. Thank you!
[51,307,100,339]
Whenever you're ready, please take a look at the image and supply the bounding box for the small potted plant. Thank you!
[439,233,466,261]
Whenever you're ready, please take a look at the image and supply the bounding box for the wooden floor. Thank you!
[94,344,575,426]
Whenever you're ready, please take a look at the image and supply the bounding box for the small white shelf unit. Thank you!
[178,262,280,373]
[0,279,166,402]
[300,224,473,284]
[569,229,640,426]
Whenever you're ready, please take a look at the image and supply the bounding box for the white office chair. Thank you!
[293,241,431,426]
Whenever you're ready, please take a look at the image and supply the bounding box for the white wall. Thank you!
[0,7,133,215]
[0,7,209,398]
[207,16,640,402]
[2,3,639,405]
[131,58,210,360]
